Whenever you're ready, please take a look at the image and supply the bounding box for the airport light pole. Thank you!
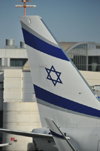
[15,0,36,16]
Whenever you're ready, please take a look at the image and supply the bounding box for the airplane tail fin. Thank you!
[20,16,100,127]
[45,118,76,151]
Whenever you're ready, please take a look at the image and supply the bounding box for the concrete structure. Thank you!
[4,69,23,102]
[4,39,18,49]
[3,102,41,151]
[0,39,41,151]
[0,47,27,68]
[0,40,100,151]
[2,69,41,151]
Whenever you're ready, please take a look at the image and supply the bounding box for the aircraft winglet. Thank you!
[45,118,76,151]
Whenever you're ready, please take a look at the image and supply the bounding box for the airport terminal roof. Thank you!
[59,42,77,51]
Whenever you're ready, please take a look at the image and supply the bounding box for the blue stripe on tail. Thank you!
[22,28,69,61]
[34,85,100,118]
[50,130,64,139]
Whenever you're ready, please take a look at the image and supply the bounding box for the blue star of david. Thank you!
[45,65,62,86]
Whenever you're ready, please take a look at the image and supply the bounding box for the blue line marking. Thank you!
[50,130,64,139]
[22,28,69,61]
[34,85,100,118]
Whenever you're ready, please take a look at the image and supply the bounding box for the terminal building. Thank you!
[0,39,100,151]
[60,41,100,72]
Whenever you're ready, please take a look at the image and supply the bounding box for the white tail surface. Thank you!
[20,16,100,128]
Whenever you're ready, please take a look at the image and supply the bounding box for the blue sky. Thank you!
[0,0,100,48]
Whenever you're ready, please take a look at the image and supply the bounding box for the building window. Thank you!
[10,59,28,66]
[88,56,100,71]
[67,44,87,71]
[73,56,86,70]
[73,44,87,50]
[96,45,100,49]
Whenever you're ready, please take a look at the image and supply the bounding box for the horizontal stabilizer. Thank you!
[0,128,52,139]
[45,118,76,151]
[0,143,11,147]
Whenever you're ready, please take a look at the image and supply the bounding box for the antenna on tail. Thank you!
[15,0,36,16]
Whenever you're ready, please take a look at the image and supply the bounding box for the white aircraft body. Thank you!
[45,118,75,151]
[0,15,100,151]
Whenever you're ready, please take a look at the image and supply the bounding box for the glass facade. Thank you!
[67,44,87,70]
[88,56,100,71]
[67,42,100,72]
[96,45,100,49]
[10,59,28,67]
